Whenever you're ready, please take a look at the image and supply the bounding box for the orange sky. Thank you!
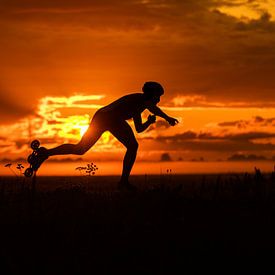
[0,0,275,171]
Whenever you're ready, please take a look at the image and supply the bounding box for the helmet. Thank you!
[142,81,164,97]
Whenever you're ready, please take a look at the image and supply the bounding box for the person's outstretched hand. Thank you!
[167,116,179,126]
[148,114,156,124]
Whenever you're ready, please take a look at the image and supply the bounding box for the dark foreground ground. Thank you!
[1,171,275,274]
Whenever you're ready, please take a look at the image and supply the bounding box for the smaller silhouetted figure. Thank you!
[36,81,179,190]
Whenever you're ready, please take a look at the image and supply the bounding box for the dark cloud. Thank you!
[153,130,275,142]
[154,131,197,141]
[154,138,275,152]
[221,132,275,141]
[254,116,265,123]
[190,157,205,162]
[144,129,275,152]
[228,153,267,161]
[1,0,275,123]
[147,120,170,132]
[235,12,275,32]
[253,116,275,125]
[218,120,248,128]
[218,116,275,128]
[160,152,172,162]
[222,131,274,141]
[0,88,34,123]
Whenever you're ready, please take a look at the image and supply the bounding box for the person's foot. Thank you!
[117,180,137,191]
[32,147,49,171]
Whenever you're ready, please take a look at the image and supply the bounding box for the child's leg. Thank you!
[47,123,104,157]
[109,121,138,183]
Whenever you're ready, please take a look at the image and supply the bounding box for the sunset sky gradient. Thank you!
[1,0,275,174]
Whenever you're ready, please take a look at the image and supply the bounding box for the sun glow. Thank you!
[36,95,115,148]
[79,125,89,136]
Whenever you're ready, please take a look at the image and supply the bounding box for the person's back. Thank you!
[98,93,146,120]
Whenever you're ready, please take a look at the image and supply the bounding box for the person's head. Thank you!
[142,81,164,104]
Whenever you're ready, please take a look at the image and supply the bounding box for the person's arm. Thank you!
[147,104,179,126]
[133,113,156,133]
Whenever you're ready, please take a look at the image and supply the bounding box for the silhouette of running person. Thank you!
[36,82,179,190]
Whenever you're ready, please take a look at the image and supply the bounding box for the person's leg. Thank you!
[47,122,103,156]
[109,121,138,184]
[31,115,106,172]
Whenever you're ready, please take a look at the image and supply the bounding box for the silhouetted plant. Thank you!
[166,168,172,184]
[16,163,24,176]
[75,163,98,176]
[4,163,17,176]
[75,166,87,176]
[254,166,264,183]
[86,163,98,176]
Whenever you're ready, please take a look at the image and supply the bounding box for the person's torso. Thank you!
[97,93,147,120]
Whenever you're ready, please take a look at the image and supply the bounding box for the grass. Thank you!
[1,170,275,274]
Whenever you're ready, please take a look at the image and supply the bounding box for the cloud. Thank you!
[228,153,267,161]
[254,116,275,125]
[147,120,171,132]
[1,0,275,106]
[218,116,275,128]
[170,95,206,107]
[143,129,275,153]
[218,120,248,128]
[217,0,275,22]
[160,152,172,162]
[151,130,275,142]
[0,88,34,123]
[37,95,104,120]
[0,92,125,158]
[168,95,275,108]
[235,11,275,30]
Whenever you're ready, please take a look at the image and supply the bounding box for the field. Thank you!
[1,170,275,274]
